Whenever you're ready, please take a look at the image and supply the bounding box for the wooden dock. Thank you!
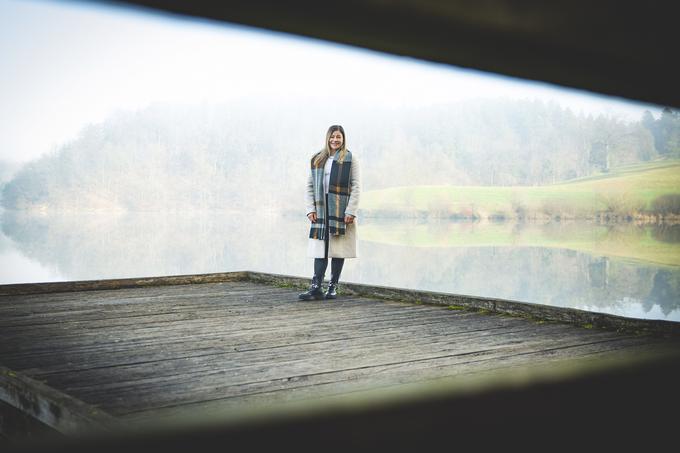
[2,271,680,451]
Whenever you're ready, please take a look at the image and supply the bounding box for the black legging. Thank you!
[314,194,344,283]
[314,256,344,284]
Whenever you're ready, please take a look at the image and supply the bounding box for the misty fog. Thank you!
[0,97,674,213]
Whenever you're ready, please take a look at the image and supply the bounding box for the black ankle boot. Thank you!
[299,276,324,300]
[325,276,338,299]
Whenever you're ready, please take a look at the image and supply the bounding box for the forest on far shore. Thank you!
[1,98,679,215]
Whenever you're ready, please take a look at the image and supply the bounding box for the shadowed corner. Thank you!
[6,344,680,452]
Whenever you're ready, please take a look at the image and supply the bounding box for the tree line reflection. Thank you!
[1,210,678,321]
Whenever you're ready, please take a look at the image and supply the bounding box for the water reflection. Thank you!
[653,225,680,243]
[1,210,678,321]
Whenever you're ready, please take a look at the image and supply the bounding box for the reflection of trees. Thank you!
[2,212,678,320]
[0,210,311,281]
[646,271,680,316]
[362,243,655,309]
[356,233,677,319]
[652,225,680,243]
[588,257,609,289]
[0,222,14,253]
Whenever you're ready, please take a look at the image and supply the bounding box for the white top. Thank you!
[324,155,333,194]
[305,155,360,218]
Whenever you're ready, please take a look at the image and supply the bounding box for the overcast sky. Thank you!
[0,0,663,163]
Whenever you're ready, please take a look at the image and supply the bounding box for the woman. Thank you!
[299,124,361,300]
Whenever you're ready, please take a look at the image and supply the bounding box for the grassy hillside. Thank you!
[360,159,680,220]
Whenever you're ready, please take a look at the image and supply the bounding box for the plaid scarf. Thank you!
[309,150,353,240]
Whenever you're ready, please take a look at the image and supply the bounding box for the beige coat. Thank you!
[305,155,361,258]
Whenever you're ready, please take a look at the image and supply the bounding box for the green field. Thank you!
[360,159,680,220]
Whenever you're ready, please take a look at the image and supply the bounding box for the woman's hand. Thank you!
[307,212,317,222]
[344,215,355,224]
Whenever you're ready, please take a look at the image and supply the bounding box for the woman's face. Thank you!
[329,130,344,151]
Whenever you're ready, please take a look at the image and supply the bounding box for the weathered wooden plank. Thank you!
[0,292,408,325]
[0,367,117,435]
[246,272,680,336]
[0,299,470,333]
[0,283,258,314]
[124,336,671,424]
[0,296,445,331]
[0,304,484,360]
[81,334,658,416]
[0,291,442,334]
[0,283,281,313]
[7,313,517,374]
[0,272,249,296]
[0,280,255,304]
[2,273,679,440]
[0,285,299,322]
[0,293,468,326]
[2,298,472,348]
[31,321,546,387]
[0,298,668,386]
[26,326,531,382]
[43,325,644,413]
[4,272,679,336]
[1,278,668,410]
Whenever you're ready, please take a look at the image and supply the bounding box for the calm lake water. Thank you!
[1,209,679,322]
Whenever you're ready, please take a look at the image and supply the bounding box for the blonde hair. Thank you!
[312,125,347,168]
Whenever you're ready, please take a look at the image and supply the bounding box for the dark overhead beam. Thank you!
[94,0,678,109]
